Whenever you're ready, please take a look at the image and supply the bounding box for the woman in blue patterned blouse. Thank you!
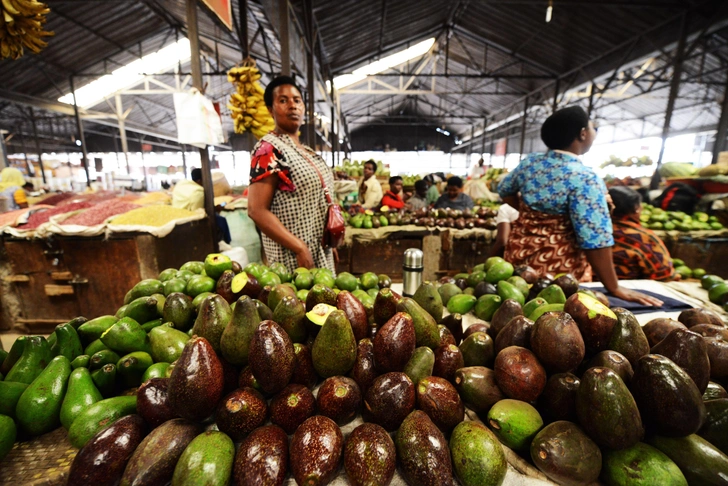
[498,106,662,306]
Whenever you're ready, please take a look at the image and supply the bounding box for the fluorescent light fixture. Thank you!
[59,39,192,107]
[332,38,436,90]
[436,127,451,137]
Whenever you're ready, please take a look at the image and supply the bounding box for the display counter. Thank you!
[655,229,728,278]
[0,219,214,333]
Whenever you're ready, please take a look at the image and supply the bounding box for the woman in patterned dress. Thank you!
[247,76,336,272]
[498,106,662,306]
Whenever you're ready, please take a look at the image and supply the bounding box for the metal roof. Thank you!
[0,0,727,155]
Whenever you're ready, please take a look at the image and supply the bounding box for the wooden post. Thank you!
[29,107,47,183]
[69,76,91,187]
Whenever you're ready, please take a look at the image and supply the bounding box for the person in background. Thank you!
[434,176,474,210]
[470,157,487,179]
[381,176,406,209]
[0,167,29,211]
[489,203,520,257]
[610,186,676,281]
[247,75,336,271]
[424,173,443,206]
[407,179,430,211]
[358,159,383,209]
[498,106,661,306]
[172,168,204,211]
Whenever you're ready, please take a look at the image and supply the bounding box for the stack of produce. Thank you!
[61,199,140,227]
[227,59,275,139]
[347,206,498,230]
[658,162,699,178]
[338,159,391,179]
[17,201,93,230]
[2,252,727,484]
[0,0,53,60]
[641,204,724,232]
[133,191,170,206]
[37,192,75,206]
[109,206,197,227]
[600,155,653,169]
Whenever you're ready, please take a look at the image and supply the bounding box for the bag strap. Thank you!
[274,133,333,206]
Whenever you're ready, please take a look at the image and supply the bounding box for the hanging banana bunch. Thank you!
[227,58,276,139]
[0,0,53,60]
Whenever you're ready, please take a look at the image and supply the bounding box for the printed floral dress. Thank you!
[250,132,335,272]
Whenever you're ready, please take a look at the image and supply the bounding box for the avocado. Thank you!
[116,352,153,388]
[122,296,161,326]
[487,398,544,452]
[459,332,495,367]
[68,395,137,448]
[316,376,361,426]
[447,294,477,315]
[494,346,547,402]
[531,421,602,485]
[416,376,464,435]
[168,337,225,422]
[1,335,27,375]
[171,431,234,486]
[163,278,188,297]
[364,372,415,431]
[643,317,688,347]
[15,355,72,436]
[60,367,103,430]
[648,434,728,486]
[89,349,120,370]
[373,287,400,327]
[588,350,634,384]
[651,328,710,393]
[494,315,534,354]
[473,294,502,322]
[528,303,565,321]
[249,321,296,395]
[564,291,618,354]
[121,418,201,486]
[69,355,89,369]
[267,283,297,313]
[704,381,728,401]
[396,297,441,349]
[538,372,580,423]
[5,335,52,384]
[488,298,523,338]
[497,280,525,306]
[84,338,109,357]
[191,294,233,354]
[91,363,117,398]
[334,292,366,343]
[140,361,170,382]
[232,426,288,485]
[129,279,164,301]
[396,410,454,486]
[305,283,337,311]
[67,414,147,486]
[0,381,28,418]
[698,398,728,454]
[373,312,416,373]
[523,297,548,318]
[51,322,83,362]
[576,367,644,449]
[350,339,377,395]
[135,378,175,429]
[149,324,189,364]
[538,284,567,304]
[0,414,14,462]
[678,308,724,328]
[100,317,151,355]
[608,307,651,367]
[467,270,486,289]
[433,344,464,383]
[601,441,687,486]
[220,295,261,366]
[530,311,585,373]
[440,314,463,346]
[344,423,396,486]
[454,366,505,413]
[486,260,514,284]
[185,275,216,298]
[272,294,307,343]
[312,309,357,378]
[413,281,444,322]
[438,283,463,306]
[450,420,507,486]
[291,343,318,389]
[290,416,343,486]
[269,384,316,434]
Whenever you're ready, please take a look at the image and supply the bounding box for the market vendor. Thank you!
[0,167,29,211]
[470,157,487,179]
[498,106,662,306]
[610,186,676,281]
[407,180,430,211]
[434,176,475,210]
[381,176,406,209]
[247,75,336,272]
[424,173,443,206]
[358,160,383,209]
[172,168,204,211]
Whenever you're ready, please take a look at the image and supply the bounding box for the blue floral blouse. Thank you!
[498,151,614,250]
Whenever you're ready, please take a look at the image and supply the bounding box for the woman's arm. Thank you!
[502,194,519,208]
[585,247,663,306]
[489,222,510,257]
[247,175,315,268]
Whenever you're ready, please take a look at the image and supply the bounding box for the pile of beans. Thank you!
[62,199,140,227]
[110,205,197,227]
[19,202,94,230]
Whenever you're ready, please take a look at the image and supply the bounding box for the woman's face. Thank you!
[580,121,598,154]
[270,85,304,134]
[391,180,403,194]
[363,164,376,179]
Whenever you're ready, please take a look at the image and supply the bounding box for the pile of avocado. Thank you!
[641,204,724,232]
[1,253,728,485]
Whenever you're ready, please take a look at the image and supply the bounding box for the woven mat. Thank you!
[0,427,76,486]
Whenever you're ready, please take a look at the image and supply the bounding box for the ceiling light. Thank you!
[75,139,82,146]
[58,39,192,108]
[331,38,436,90]
[546,0,553,23]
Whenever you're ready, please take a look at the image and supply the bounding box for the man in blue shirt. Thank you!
[434,176,474,211]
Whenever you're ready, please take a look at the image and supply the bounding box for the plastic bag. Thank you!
[173,89,225,148]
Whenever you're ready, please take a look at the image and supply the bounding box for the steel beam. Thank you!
[279,0,290,76]
[519,97,529,159]
[28,108,47,183]
[186,0,217,249]
[712,73,728,164]
[70,77,91,187]
[304,0,315,148]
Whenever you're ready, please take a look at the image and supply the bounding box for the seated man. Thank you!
[610,186,676,281]
[406,180,430,211]
[172,168,205,211]
[434,176,474,211]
